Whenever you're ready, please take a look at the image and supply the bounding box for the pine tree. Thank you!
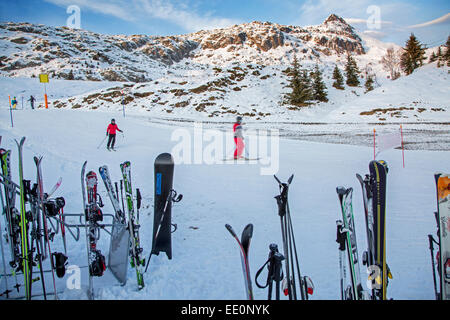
[365,75,374,93]
[400,33,427,75]
[284,56,312,106]
[311,65,328,102]
[332,65,345,90]
[345,54,360,87]
[429,51,438,63]
[445,36,450,66]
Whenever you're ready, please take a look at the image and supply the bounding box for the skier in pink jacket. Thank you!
[106,119,123,151]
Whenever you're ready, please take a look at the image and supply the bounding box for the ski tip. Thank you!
[243,224,254,237]
[288,174,294,185]
[225,224,237,237]
[336,186,347,195]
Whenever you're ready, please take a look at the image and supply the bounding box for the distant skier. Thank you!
[28,95,35,110]
[106,119,123,151]
[233,116,245,160]
[11,96,17,109]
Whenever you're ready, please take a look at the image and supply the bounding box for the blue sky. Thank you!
[0,0,448,46]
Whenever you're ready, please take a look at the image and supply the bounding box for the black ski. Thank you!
[226,223,254,300]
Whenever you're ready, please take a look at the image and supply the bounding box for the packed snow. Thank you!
[0,106,448,300]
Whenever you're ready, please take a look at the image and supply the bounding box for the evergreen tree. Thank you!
[429,51,438,63]
[345,54,360,87]
[445,36,450,66]
[365,75,374,93]
[284,56,312,106]
[311,65,328,102]
[332,65,345,90]
[400,33,427,75]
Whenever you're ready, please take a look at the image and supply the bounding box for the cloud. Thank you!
[297,0,372,25]
[44,0,137,22]
[44,0,239,32]
[344,18,392,27]
[362,30,387,40]
[135,0,240,32]
[407,12,450,29]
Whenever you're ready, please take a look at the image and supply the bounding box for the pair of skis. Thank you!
[83,162,145,296]
[81,162,107,300]
[356,160,392,300]
[120,161,145,290]
[428,173,450,300]
[336,187,365,300]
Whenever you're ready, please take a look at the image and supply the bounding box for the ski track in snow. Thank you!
[0,109,448,300]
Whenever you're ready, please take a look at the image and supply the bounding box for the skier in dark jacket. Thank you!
[11,97,18,109]
[28,95,35,110]
[106,119,123,151]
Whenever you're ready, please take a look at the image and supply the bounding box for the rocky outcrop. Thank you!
[0,14,366,81]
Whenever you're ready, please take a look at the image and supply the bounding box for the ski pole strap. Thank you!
[255,259,271,289]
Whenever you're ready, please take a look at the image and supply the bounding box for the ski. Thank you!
[99,166,126,223]
[82,163,106,300]
[0,148,21,272]
[225,223,254,300]
[336,186,364,300]
[34,156,60,299]
[99,165,130,286]
[14,137,31,300]
[435,173,450,300]
[368,160,391,300]
[120,161,144,290]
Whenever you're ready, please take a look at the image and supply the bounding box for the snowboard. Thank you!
[152,153,175,260]
[436,174,450,300]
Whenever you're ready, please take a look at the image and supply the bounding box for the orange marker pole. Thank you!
[44,83,48,109]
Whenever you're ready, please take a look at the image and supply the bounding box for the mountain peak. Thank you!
[323,14,350,26]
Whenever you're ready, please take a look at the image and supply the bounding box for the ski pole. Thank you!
[97,136,108,150]
[428,234,439,300]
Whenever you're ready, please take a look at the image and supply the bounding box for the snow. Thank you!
[0,107,448,300]
[0,15,448,300]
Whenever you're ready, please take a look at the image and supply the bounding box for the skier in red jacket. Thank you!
[106,119,123,151]
[233,116,245,159]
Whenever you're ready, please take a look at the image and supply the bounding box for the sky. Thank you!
[0,0,448,46]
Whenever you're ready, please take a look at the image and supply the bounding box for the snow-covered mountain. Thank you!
[0,14,448,129]
[0,14,366,81]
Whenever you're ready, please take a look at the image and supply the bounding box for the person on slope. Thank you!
[28,95,36,110]
[11,97,18,109]
[106,119,123,151]
[233,116,245,160]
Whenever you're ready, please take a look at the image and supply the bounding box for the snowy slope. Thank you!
[0,109,449,300]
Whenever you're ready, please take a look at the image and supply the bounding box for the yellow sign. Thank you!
[39,74,49,83]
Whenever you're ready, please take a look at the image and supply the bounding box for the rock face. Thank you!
[0,14,366,81]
